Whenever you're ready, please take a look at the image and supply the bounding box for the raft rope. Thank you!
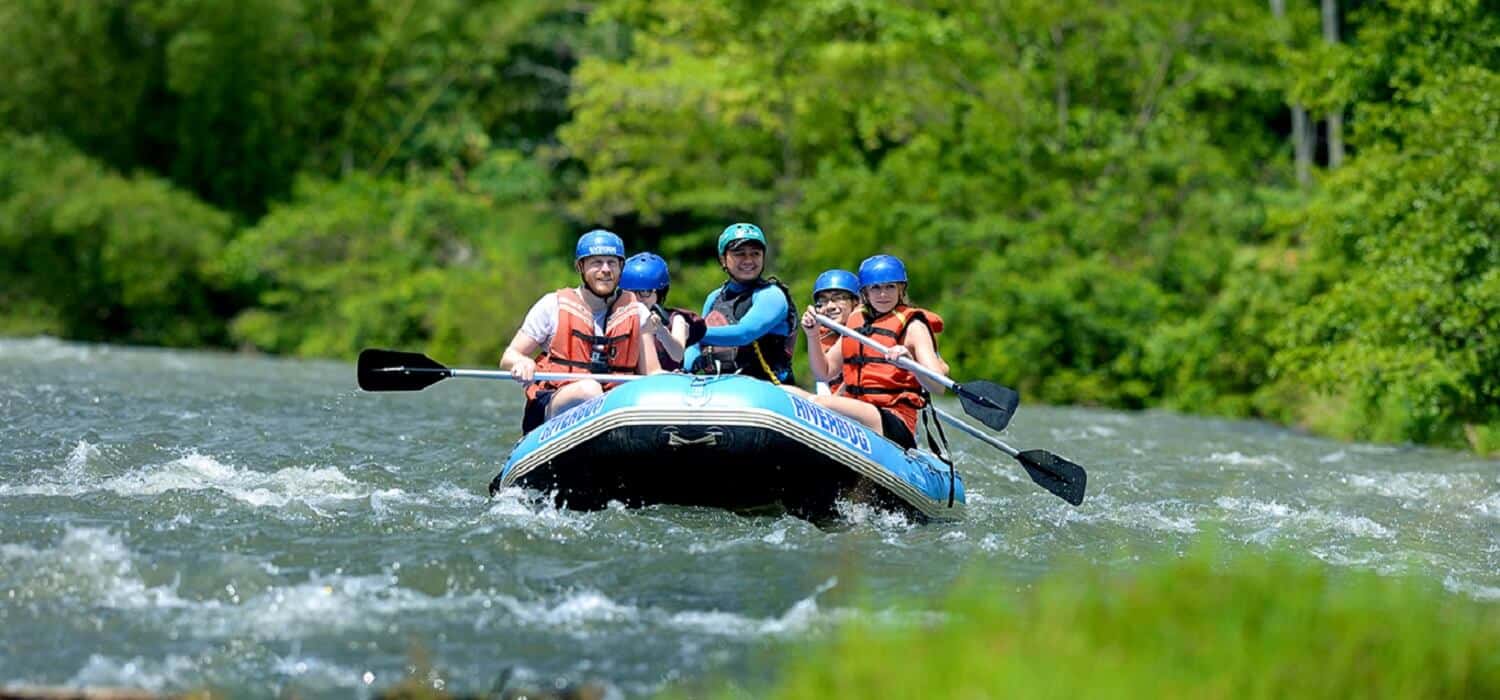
[751,341,781,386]
[920,395,957,507]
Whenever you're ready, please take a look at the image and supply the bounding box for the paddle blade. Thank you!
[956,380,1020,431]
[357,348,450,392]
[1017,449,1087,506]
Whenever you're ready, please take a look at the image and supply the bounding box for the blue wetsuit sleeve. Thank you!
[698,286,789,347]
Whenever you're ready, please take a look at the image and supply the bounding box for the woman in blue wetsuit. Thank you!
[684,223,798,384]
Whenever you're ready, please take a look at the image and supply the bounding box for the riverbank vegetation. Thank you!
[1,0,1494,453]
[685,546,1500,698]
[368,546,1500,698]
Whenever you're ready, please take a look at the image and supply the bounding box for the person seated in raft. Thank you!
[620,252,708,372]
[808,269,861,396]
[682,223,798,384]
[798,254,948,450]
[500,230,661,433]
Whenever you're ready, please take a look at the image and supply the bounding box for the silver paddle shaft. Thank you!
[931,406,1021,458]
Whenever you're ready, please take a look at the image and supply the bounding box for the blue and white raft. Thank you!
[489,374,965,522]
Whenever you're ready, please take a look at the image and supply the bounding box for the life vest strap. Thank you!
[844,386,910,396]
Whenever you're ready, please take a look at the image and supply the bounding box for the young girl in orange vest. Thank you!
[501,230,661,433]
[799,255,948,449]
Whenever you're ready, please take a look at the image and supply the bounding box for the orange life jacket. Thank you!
[526,288,643,400]
[840,305,944,435]
[817,330,844,392]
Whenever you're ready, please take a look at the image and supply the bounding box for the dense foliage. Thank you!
[686,546,1500,698]
[0,0,1494,452]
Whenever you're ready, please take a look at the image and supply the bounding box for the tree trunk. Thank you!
[1272,0,1312,185]
[1322,0,1345,168]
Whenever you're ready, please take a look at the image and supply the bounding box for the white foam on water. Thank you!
[196,573,478,639]
[834,500,915,531]
[1,451,368,513]
[1476,492,1500,520]
[481,488,597,539]
[1344,471,1481,503]
[0,440,102,497]
[1215,497,1394,540]
[1443,575,1500,601]
[1319,450,1347,463]
[64,439,101,473]
[270,654,368,692]
[104,453,365,511]
[978,533,1031,555]
[67,654,198,693]
[0,527,192,610]
[525,590,636,626]
[430,481,489,506]
[666,578,838,638]
[367,488,409,518]
[1106,501,1200,534]
[1207,451,1288,468]
[471,589,640,636]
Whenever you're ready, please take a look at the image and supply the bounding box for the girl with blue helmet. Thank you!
[810,269,861,395]
[797,254,948,450]
[500,230,662,433]
[621,252,707,371]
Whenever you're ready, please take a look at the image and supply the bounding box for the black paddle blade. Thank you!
[956,380,1020,431]
[1017,449,1087,506]
[357,348,450,392]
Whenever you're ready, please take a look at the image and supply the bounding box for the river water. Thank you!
[1,337,1496,697]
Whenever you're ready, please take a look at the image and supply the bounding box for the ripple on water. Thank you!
[0,527,193,610]
[1064,497,1201,534]
[1476,492,1500,520]
[67,654,198,694]
[1343,470,1489,503]
[1214,497,1394,541]
[3,450,372,515]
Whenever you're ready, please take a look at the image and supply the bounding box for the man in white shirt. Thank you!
[500,230,660,432]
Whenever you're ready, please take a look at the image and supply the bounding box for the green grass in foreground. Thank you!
[689,547,1500,699]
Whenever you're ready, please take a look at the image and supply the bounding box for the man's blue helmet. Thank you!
[575,229,626,262]
[858,254,908,287]
[716,223,768,256]
[621,253,670,291]
[812,269,860,298]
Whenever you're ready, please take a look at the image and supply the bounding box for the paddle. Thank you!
[932,406,1087,505]
[812,314,1086,505]
[357,348,645,392]
[813,314,1020,431]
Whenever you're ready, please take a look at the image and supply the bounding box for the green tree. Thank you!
[222,152,570,363]
[0,134,236,345]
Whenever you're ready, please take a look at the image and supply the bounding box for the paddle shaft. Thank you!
[381,366,645,385]
[813,314,955,390]
[932,406,1019,459]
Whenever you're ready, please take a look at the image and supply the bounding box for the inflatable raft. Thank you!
[488,373,965,522]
